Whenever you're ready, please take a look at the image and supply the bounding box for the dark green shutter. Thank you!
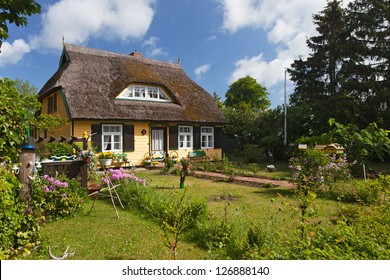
[214,127,222,149]
[169,126,178,150]
[91,124,102,152]
[193,126,200,149]
[123,125,135,151]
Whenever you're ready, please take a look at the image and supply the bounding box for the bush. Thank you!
[35,142,74,159]
[0,168,41,259]
[326,175,390,205]
[241,144,264,163]
[30,175,86,220]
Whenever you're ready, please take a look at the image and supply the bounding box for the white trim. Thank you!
[201,126,214,149]
[102,124,123,152]
[117,85,171,102]
[178,125,193,149]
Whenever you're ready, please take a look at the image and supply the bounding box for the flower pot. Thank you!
[99,158,112,167]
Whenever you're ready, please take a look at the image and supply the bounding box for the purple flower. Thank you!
[61,193,67,197]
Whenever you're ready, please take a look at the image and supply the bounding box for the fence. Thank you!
[18,134,88,200]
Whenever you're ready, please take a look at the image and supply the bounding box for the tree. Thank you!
[344,0,390,129]
[288,0,390,132]
[0,0,41,50]
[224,76,270,112]
[288,0,350,133]
[0,78,66,162]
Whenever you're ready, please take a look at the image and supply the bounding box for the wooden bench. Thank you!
[188,150,209,162]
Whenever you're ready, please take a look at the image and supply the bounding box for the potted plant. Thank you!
[144,155,152,166]
[79,149,94,164]
[98,152,113,167]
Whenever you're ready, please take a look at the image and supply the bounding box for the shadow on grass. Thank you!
[252,187,295,198]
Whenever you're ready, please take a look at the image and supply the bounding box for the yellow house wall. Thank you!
[40,91,72,137]
[73,121,151,166]
[70,121,223,166]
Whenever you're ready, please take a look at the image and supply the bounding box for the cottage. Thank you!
[38,44,226,166]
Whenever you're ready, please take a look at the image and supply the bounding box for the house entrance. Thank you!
[151,128,167,152]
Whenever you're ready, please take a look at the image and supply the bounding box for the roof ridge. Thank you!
[64,43,181,69]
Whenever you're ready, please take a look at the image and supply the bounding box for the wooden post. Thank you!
[18,148,35,201]
[82,132,88,187]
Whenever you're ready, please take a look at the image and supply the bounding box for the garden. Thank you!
[2,148,389,260]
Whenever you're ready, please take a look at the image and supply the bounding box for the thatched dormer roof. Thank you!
[39,44,226,124]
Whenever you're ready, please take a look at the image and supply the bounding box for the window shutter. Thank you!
[91,124,102,152]
[193,126,201,149]
[214,127,223,149]
[123,125,135,151]
[169,126,178,150]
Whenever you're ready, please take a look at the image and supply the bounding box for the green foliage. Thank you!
[241,144,264,163]
[0,168,41,260]
[115,181,207,259]
[288,0,390,131]
[160,191,206,259]
[29,175,86,220]
[224,76,270,112]
[35,142,74,159]
[328,119,390,165]
[0,78,68,162]
[0,0,41,48]
[0,78,41,161]
[326,175,390,205]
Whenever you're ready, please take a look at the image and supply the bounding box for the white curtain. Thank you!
[152,129,164,151]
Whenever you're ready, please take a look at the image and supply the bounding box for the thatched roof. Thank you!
[39,44,226,124]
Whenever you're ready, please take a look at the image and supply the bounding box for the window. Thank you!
[48,93,57,113]
[102,124,122,152]
[201,127,214,149]
[119,85,171,102]
[178,126,192,149]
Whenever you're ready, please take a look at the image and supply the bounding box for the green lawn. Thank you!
[32,171,345,260]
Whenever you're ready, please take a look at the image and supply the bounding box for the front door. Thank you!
[151,128,166,152]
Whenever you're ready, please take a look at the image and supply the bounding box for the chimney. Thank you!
[130,50,142,58]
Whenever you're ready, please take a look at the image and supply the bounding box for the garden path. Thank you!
[192,171,294,188]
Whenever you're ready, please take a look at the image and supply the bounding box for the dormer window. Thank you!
[117,85,171,102]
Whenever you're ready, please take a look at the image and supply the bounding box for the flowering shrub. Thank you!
[30,175,86,220]
[319,154,354,183]
[289,149,353,189]
[102,168,146,186]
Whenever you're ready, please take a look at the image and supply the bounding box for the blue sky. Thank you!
[0,0,352,108]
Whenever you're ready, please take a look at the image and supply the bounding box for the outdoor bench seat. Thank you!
[188,150,209,162]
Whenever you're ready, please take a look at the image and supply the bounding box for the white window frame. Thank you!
[120,85,171,102]
[178,126,193,149]
[201,126,214,149]
[102,124,123,152]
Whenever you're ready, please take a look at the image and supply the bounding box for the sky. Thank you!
[0,0,352,108]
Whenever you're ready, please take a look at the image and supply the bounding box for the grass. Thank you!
[31,170,346,260]
[35,199,208,260]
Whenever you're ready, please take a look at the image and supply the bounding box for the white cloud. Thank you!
[0,39,31,67]
[194,64,211,79]
[30,0,155,50]
[220,0,352,105]
[142,36,166,57]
